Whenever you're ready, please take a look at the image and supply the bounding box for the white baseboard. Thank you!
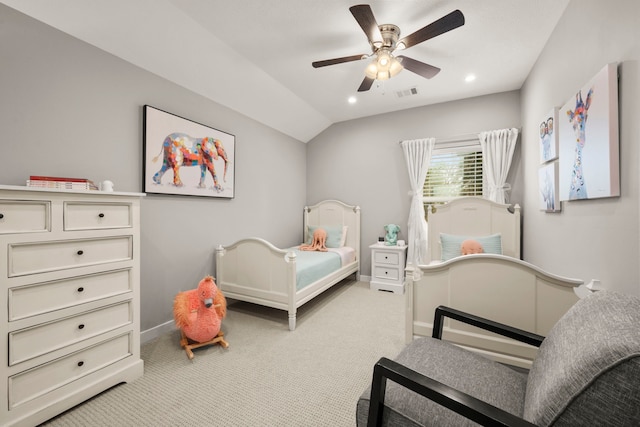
[141,319,176,344]
[360,275,371,282]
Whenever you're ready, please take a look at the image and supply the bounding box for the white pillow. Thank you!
[340,226,348,247]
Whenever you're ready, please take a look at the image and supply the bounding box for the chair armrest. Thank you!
[432,306,545,347]
[367,357,537,427]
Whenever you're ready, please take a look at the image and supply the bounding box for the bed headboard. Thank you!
[427,197,521,261]
[304,200,361,257]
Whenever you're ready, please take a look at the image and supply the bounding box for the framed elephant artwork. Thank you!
[143,105,235,198]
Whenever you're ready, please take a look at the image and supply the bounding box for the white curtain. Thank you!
[479,128,518,204]
[401,138,435,273]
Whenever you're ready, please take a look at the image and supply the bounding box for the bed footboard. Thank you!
[215,238,299,328]
[406,254,583,368]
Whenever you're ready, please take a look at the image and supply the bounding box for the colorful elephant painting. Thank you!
[151,133,230,191]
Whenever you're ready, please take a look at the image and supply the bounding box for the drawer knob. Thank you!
[98,213,105,218]
[77,361,84,367]
[77,250,84,255]
[0,213,3,219]
[385,256,388,259]
[78,324,85,330]
[77,287,84,293]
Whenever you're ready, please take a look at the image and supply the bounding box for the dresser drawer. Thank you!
[8,236,132,277]
[373,266,400,281]
[0,200,50,234]
[9,301,132,365]
[64,202,132,230]
[9,269,132,321]
[373,250,400,266]
[8,333,132,410]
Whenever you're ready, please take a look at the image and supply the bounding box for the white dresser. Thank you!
[0,185,144,427]
[369,243,408,294]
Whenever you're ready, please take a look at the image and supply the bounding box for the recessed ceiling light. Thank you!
[465,74,476,83]
[348,96,357,104]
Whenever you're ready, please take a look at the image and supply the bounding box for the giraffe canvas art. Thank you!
[539,108,558,164]
[558,63,619,201]
[539,161,560,212]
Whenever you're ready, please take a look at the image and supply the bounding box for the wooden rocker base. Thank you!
[180,330,229,360]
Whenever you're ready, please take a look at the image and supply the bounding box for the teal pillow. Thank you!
[307,225,343,248]
[440,233,502,261]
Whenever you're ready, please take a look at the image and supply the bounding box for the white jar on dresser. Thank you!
[369,242,408,294]
[0,185,144,427]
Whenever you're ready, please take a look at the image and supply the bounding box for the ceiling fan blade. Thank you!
[312,54,366,68]
[398,9,465,49]
[349,4,383,45]
[397,56,441,79]
[358,76,375,92]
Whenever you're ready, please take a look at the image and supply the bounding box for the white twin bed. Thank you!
[406,197,583,368]
[215,200,360,331]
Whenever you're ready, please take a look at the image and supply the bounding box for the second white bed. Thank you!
[215,200,360,331]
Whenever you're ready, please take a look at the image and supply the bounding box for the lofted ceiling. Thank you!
[2,0,569,142]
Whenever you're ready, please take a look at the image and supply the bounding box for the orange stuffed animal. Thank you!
[300,228,328,252]
[173,275,229,359]
[461,239,484,255]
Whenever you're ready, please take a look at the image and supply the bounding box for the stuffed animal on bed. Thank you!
[384,224,401,246]
[461,239,484,255]
[173,275,227,343]
[300,228,328,252]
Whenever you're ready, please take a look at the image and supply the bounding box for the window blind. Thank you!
[423,135,483,202]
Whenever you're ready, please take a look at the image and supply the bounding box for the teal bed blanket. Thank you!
[293,249,342,291]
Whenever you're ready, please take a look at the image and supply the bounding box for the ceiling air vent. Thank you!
[396,87,419,98]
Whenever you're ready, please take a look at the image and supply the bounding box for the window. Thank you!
[423,139,483,205]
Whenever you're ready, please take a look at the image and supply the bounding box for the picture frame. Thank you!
[558,63,619,201]
[539,107,558,164]
[143,105,235,198]
[539,161,561,212]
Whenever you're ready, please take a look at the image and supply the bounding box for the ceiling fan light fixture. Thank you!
[388,57,403,77]
[364,53,403,81]
[364,62,379,79]
[312,6,465,92]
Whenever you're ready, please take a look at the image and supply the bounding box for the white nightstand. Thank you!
[369,242,408,294]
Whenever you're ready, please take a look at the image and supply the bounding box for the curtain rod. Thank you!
[398,128,521,145]
[398,132,479,144]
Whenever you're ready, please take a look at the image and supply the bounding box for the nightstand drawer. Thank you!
[9,269,132,321]
[373,266,400,281]
[9,333,132,410]
[9,301,132,365]
[373,251,400,266]
[0,201,50,234]
[64,202,132,230]
[8,236,132,277]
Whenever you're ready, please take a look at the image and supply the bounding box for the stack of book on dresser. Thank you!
[26,175,99,190]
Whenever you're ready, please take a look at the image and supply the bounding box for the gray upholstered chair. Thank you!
[357,290,640,426]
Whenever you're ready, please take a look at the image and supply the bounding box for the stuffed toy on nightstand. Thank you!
[173,275,229,359]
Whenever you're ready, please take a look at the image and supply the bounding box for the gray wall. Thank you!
[4,0,640,338]
[0,5,307,334]
[520,0,640,295]
[306,91,522,276]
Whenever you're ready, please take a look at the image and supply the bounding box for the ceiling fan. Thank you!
[312,4,465,92]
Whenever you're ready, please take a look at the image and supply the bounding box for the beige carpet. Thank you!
[42,280,406,426]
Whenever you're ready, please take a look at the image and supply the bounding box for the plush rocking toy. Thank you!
[173,275,229,359]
